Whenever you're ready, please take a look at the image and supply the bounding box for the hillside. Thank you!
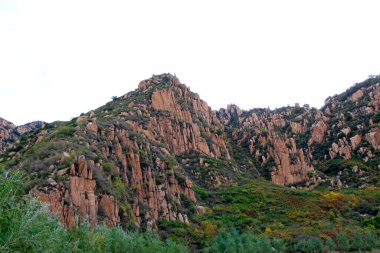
[1,73,380,252]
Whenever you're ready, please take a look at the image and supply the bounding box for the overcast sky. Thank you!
[1,0,380,125]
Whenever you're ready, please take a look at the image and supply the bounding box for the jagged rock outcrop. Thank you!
[218,105,319,187]
[366,127,380,150]
[82,116,197,227]
[136,74,231,159]
[270,138,314,186]
[308,121,328,145]
[217,75,380,188]
[30,156,119,228]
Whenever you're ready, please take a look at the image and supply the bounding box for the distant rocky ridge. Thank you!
[0,117,45,154]
[1,73,380,230]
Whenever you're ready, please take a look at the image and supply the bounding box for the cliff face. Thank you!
[3,73,380,230]
[218,105,319,188]
[30,156,117,228]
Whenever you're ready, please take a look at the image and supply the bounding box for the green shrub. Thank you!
[295,238,323,253]
[324,236,336,251]
[209,229,283,253]
[351,230,366,251]
[53,125,76,138]
[271,238,286,253]
[112,177,127,202]
[103,162,116,175]
[363,231,379,250]
[0,170,69,252]
[165,156,177,171]
[336,233,350,252]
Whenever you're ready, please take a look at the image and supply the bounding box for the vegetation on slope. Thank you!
[160,179,380,252]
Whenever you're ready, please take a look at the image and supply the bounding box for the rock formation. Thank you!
[2,73,380,229]
[30,155,118,228]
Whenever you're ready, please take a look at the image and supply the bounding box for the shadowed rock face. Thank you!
[3,73,380,229]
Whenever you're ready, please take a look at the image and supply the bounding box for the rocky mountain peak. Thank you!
[138,73,181,91]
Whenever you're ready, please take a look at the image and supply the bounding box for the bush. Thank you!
[53,125,76,138]
[209,229,283,253]
[271,238,286,253]
[68,224,187,253]
[165,156,177,171]
[363,231,379,250]
[336,233,350,252]
[324,236,336,251]
[351,230,366,251]
[294,238,323,253]
[0,170,69,252]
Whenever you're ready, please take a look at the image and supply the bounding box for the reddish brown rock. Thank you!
[152,89,193,122]
[270,137,314,186]
[290,122,303,134]
[366,128,380,150]
[98,195,119,227]
[330,143,339,159]
[340,146,352,160]
[350,135,362,150]
[30,156,119,229]
[87,120,98,135]
[371,84,380,110]
[350,89,364,102]
[308,121,328,145]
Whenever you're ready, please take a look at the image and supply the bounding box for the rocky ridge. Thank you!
[218,75,380,189]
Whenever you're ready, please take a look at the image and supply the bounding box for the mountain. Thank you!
[1,74,235,229]
[1,73,380,251]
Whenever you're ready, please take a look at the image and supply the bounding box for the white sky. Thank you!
[1,0,380,125]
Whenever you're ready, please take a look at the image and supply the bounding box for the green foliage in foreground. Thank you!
[208,228,380,253]
[207,228,285,253]
[0,170,187,253]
